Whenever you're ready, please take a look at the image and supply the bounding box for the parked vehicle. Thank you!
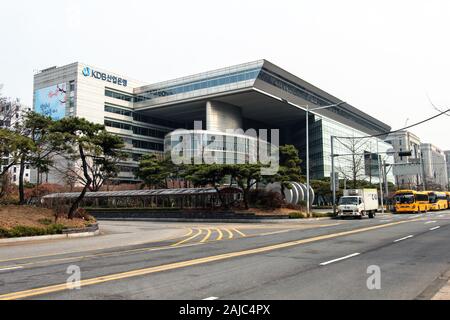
[446,192,450,208]
[337,189,379,219]
[394,190,430,213]
[427,191,449,211]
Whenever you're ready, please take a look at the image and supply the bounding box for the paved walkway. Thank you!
[432,272,450,300]
[432,283,450,300]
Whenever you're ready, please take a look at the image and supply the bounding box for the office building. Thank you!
[33,60,395,184]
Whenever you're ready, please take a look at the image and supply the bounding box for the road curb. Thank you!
[0,230,100,245]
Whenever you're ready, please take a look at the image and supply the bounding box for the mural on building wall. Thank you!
[34,83,67,120]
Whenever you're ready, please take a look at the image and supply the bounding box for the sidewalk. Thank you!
[432,280,450,300]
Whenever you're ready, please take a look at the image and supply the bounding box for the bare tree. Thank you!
[335,137,371,189]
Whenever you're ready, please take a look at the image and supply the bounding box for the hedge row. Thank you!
[0,224,65,239]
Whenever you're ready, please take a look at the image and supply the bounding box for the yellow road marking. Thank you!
[0,218,424,300]
[200,229,212,243]
[224,229,233,239]
[233,228,246,237]
[0,226,329,270]
[216,229,223,241]
[171,229,202,247]
[0,228,193,264]
[0,225,333,269]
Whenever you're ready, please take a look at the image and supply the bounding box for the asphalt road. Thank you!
[0,210,449,300]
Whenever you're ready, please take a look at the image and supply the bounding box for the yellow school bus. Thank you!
[446,192,450,207]
[427,191,449,211]
[394,190,430,213]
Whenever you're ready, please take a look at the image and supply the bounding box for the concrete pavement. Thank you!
[0,211,449,300]
[0,221,188,261]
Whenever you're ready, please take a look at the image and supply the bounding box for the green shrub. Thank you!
[45,224,65,235]
[0,224,65,238]
[289,211,308,219]
[38,218,53,226]
[311,212,335,218]
[0,228,10,238]
[8,226,46,238]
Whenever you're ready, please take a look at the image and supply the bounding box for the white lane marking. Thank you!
[430,226,441,231]
[425,221,437,225]
[394,235,414,243]
[203,297,219,301]
[0,266,23,272]
[381,219,393,223]
[320,253,360,266]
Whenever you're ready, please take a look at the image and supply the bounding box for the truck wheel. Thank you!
[369,211,375,219]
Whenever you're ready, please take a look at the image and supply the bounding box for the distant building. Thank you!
[385,130,422,189]
[0,99,32,185]
[420,143,448,190]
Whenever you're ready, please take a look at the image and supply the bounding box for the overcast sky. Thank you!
[1,0,449,149]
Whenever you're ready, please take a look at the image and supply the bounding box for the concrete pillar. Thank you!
[206,101,243,132]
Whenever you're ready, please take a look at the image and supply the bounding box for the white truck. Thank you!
[337,189,379,219]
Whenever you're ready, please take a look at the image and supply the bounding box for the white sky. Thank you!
[1,0,449,149]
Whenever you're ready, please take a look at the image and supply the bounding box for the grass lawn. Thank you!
[0,206,95,239]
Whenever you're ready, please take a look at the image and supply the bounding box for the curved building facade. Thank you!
[165,129,276,166]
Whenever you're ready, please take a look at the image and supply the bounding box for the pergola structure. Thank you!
[42,188,243,209]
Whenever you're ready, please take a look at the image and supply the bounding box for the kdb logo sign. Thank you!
[82,66,127,87]
[82,67,91,77]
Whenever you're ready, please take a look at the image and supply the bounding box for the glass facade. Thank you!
[105,89,133,102]
[134,68,261,103]
[317,116,394,183]
[132,139,164,151]
[104,119,132,131]
[257,69,387,133]
[104,105,132,117]
[104,119,170,139]
[165,130,273,165]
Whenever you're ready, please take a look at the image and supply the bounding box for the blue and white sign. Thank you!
[82,66,128,87]
[34,83,67,120]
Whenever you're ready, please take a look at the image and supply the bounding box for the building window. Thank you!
[104,120,132,131]
[133,112,182,128]
[104,105,132,117]
[132,125,168,139]
[105,89,133,102]
[132,139,164,151]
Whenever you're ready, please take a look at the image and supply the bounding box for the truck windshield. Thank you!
[395,194,415,204]
[339,197,359,205]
